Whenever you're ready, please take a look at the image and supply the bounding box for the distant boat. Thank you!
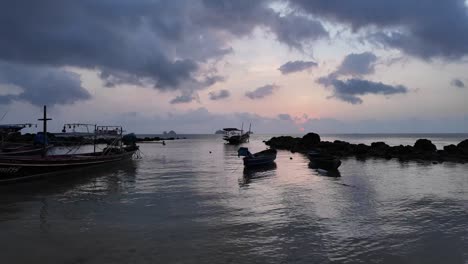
[223,123,251,144]
[238,147,277,167]
[307,150,341,170]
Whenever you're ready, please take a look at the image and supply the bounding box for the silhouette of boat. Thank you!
[0,123,48,156]
[238,147,277,167]
[307,150,341,170]
[0,106,139,184]
[222,123,251,144]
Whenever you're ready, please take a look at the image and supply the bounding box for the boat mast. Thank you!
[37,105,52,157]
[241,122,244,135]
[94,124,97,153]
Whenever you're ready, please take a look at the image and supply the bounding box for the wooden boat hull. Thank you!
[0,145,53,156]
[243,156,276,167]
[307,151,341,170]
[0,149,137,184]
[243,149,277,167]
[308,157,341,170]
[224,134,250,144]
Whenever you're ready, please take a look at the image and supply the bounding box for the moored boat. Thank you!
[0,106,139,184]
[0,144,53,156]
[223,123,251,144]
[307,150,341,170]
[238,147,277,167]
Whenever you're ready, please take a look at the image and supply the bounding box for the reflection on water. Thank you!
[240,162,277,186]
[308,163,342,178]
[1,135,468,263]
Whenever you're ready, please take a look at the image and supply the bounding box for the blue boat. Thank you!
[238,147,277,167]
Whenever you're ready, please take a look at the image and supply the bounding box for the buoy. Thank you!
[209,151,212,154]
[290,157,293,160]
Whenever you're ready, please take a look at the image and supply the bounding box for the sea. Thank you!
[1,134,468,264]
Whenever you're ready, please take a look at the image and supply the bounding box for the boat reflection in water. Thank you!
[240,162,277,186]
[308,161,341,177]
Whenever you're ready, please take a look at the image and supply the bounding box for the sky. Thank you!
[0,0,467,134]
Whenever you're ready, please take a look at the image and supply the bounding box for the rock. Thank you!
[371,142,390,149]
[265,136,299,150]
[298,132,321,149]
[457,139,468,154]
[444,144,459,155]
[263,134,468,164]
[414,139,436,152]
[163,130,177,137]
[370,142,390,156]
[355,144,370,155]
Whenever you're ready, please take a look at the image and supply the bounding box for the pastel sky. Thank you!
[0,0,467,134]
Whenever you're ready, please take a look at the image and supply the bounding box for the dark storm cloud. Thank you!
[316,51,407,104]
[0,61,90,106]
[209,89,230,100]
[288,0,468,59]
[336,52,377,76]
[0,0,330,106]
[268,14,328,50]
[245,84,279,99]
[170,91,199,104]
[199,0,328,49]
[451,79,465,88]
[317,77,408,104]
[278,60,318,75]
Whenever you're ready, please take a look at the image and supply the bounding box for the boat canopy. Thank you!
[238,147,252,157]
[223,128,240,131]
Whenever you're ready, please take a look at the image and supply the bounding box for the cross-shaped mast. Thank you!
[37,105,52,157]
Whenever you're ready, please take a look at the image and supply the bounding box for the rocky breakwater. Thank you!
[265,133,468,163]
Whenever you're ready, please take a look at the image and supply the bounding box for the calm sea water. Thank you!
[1,134,468,263]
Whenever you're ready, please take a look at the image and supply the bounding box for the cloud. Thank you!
[451,79,465,88]
[0,61,90,106]
[336,52,377,76]
[288,0,468,59]
[268,14,328,50]
[0,0,329,105]
[278,60,318,75]
[245,84,279,99]
[277,113,292,121]
[318,77,408,104]
[317,51,407,104]
[170,91,200,104]
[209,89,230,100]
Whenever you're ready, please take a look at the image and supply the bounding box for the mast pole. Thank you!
[94,124,97,153]
[37,105,52,157]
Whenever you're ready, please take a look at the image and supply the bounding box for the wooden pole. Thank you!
[37,105,52,157]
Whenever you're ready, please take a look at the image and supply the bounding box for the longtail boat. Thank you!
[0,106,139,184]
[223,123,251,144]
[238,147,277,167]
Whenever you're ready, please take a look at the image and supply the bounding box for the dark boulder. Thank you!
[444,144,459,155]
[370,142,390,156]
[355,144,370,155]
[265,136,299,150]
[414,139,436,152]
[457,139,468,154]
[298,133,321,149]
[371,142,390,149]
